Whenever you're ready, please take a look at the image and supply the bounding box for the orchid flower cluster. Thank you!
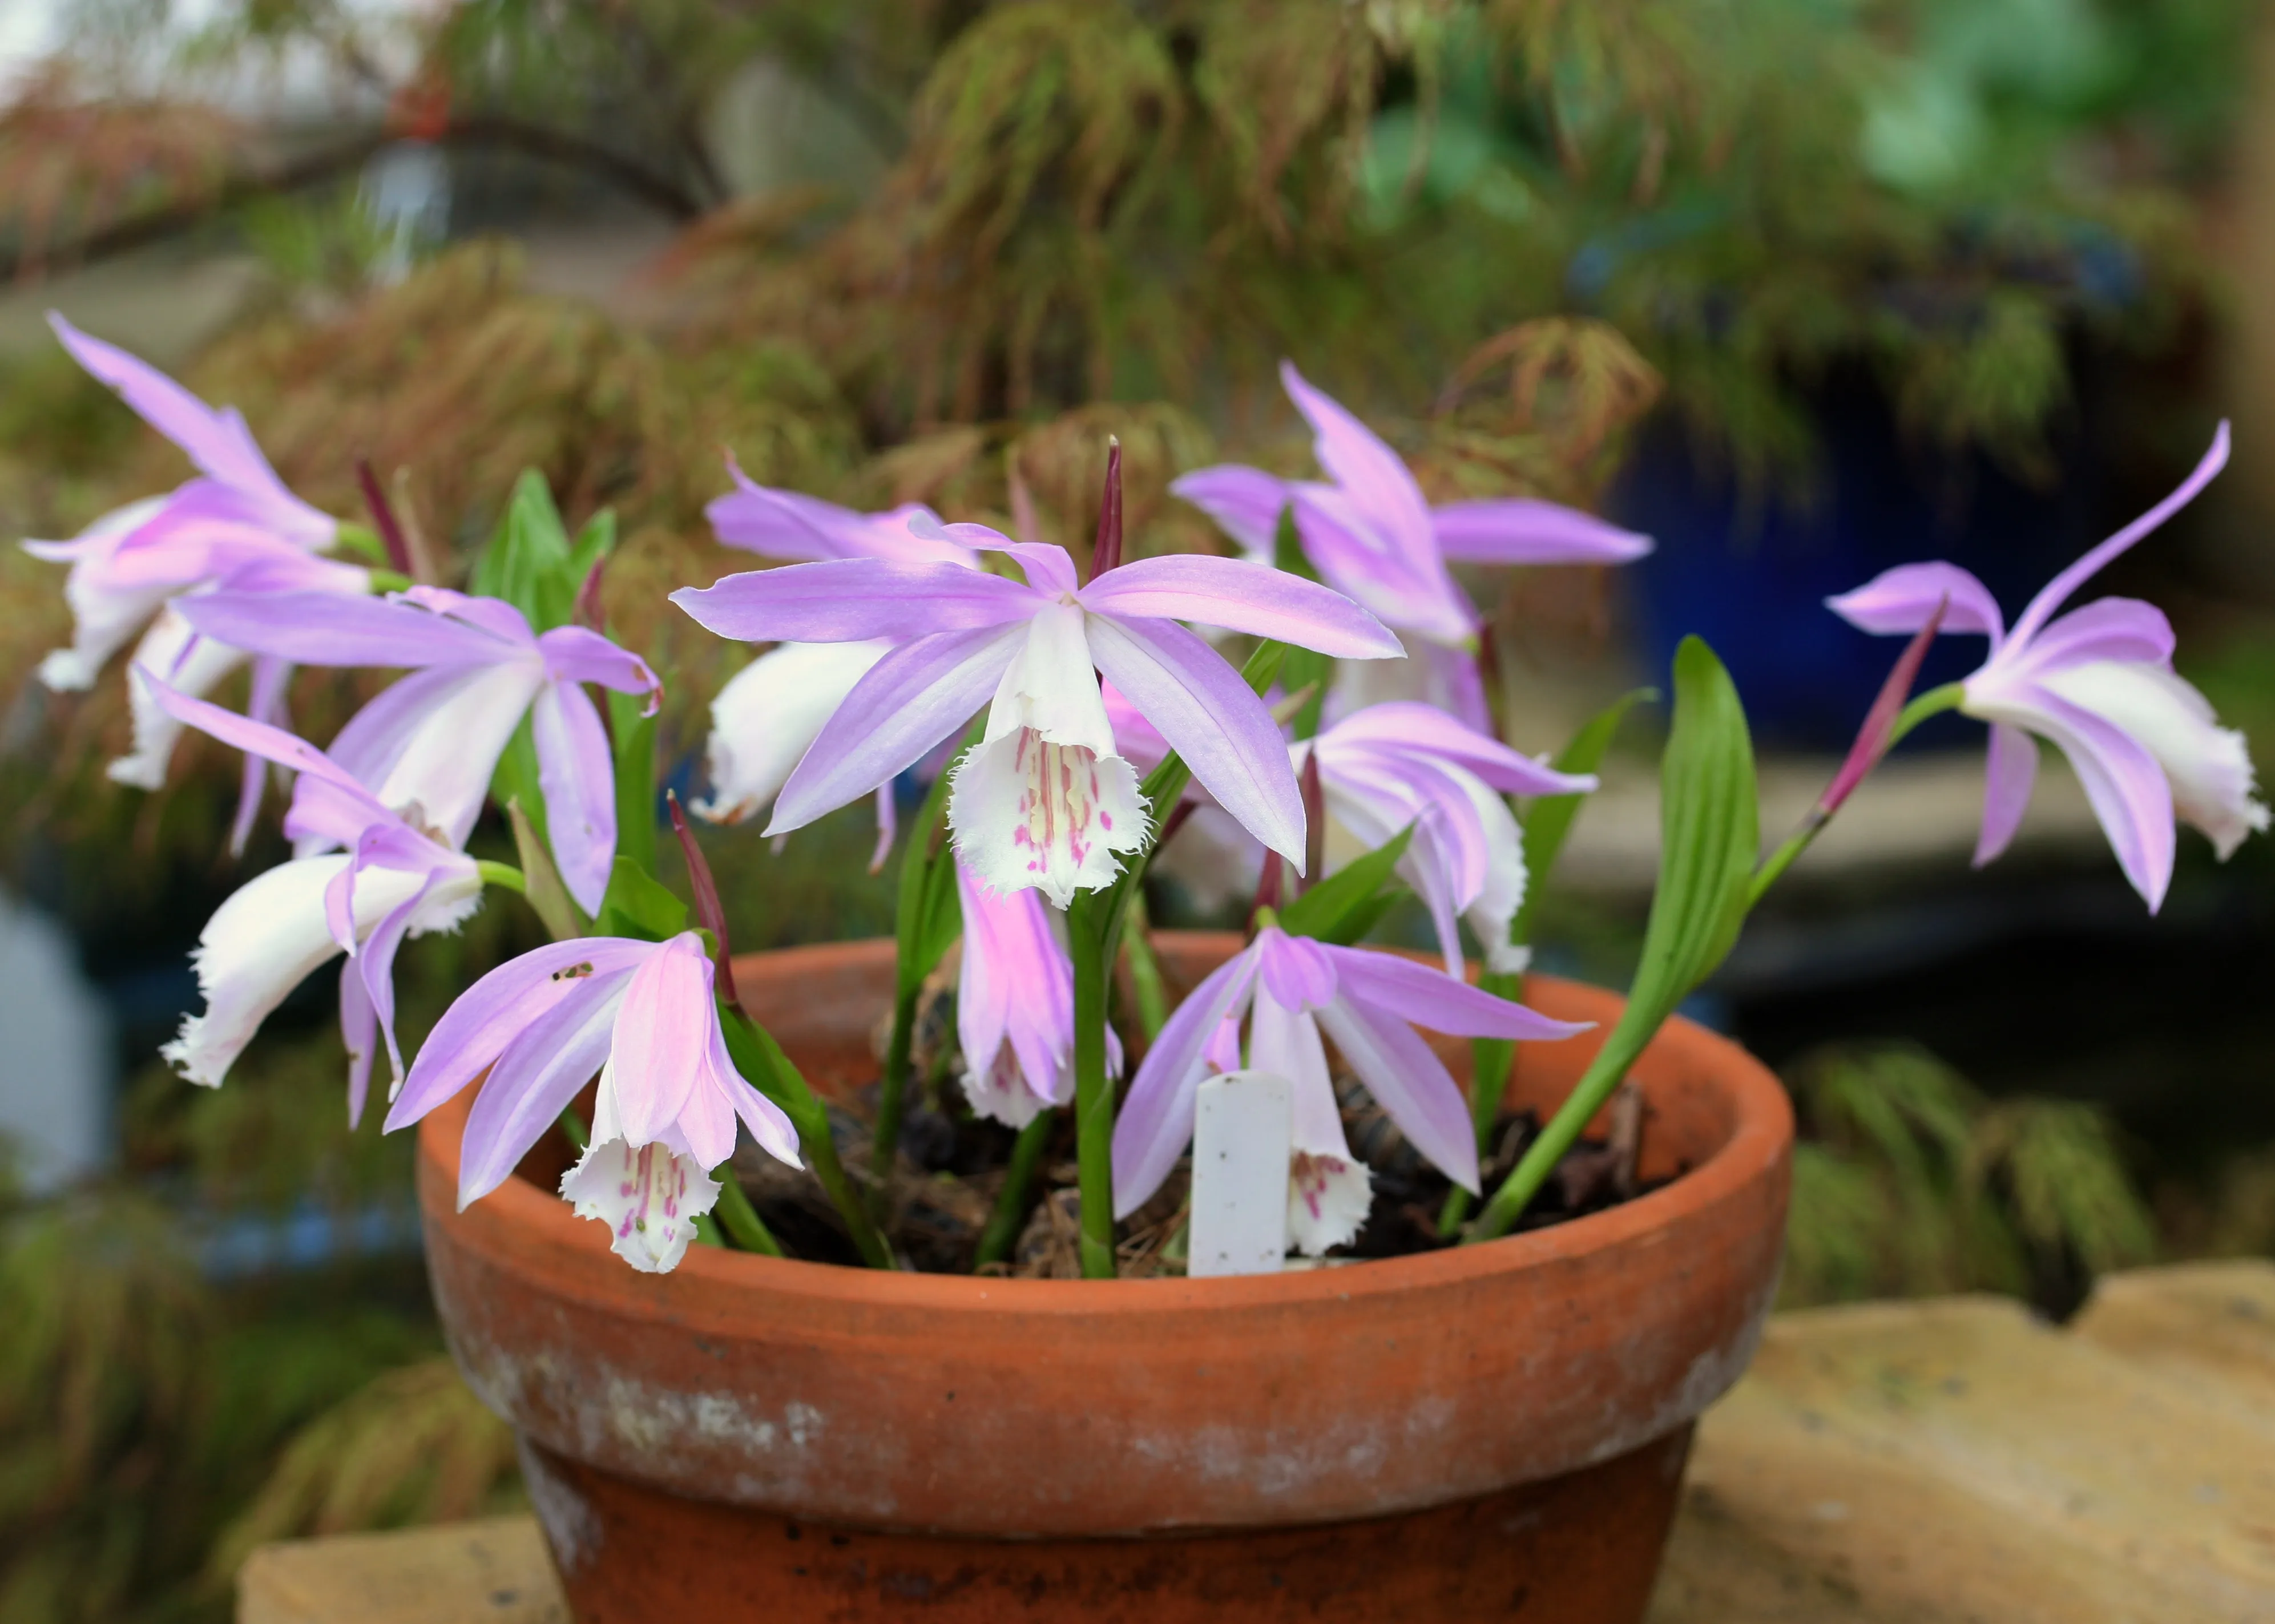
[24,319,2264,1279]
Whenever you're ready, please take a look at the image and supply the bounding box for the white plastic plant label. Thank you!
[1188,1069,1293,1278]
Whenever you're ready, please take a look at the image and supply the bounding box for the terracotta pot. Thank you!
[418,934,1792,1623]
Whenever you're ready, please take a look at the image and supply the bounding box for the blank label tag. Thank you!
[1189,1069,1292,1279]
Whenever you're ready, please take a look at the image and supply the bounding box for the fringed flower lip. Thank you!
[1830,422,2266,911]
[671,517,1404,907]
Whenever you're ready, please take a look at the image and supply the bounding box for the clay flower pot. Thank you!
[417,934,1791,1623]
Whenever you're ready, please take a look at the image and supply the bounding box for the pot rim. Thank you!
[417,933,1790,1315]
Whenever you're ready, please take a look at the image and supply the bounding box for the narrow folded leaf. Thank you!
[1277,822,1416,945]
[593,856,689,942]
[506,798,584,942]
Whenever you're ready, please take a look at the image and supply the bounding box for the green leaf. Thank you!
[489,716,546,851]
[592,857,688,942]
[1277,822,1415,943]
[506,798,586,942]
[568,507,617,590]
[1510,686,1656,947]
[607,689,656,878]
[471,470,579,631]
[1470,636,1757,1241]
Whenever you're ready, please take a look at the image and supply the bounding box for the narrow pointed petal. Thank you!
[1320,702,1595,797]
[693,641,888,825]
[1169,465,1290,559]
[1430,499,1653,565]
[138,666,378,810]
[1077,555,1403,659]
[1280,360,1435,553]
[1974,722,2040,868]
[1290,483,1477,645]
[2009,423,2229,648]
[1084,613,1307,864]
[671,559,1040,644]
[713,1019,801,1166]
[1111,947,1262,1217]
[385,938,656,1129]
[230,656,293,857]
[770,622,1028,834]
[457,971,635,1206]
[2011,598,2175,676]
[532,677,619,915]
[1248,992,1346,1159]
[1828,561,2006,645]
[1981,684,2177,910]
[1312,998,1480,1194]
[176,591,515,667]
[49,314,327,538]
[709,459,964,566]
[560,1138,719,1272]
[538,625,662,710]
[1325,945,1592,1041]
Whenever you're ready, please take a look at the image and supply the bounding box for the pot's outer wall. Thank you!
[419,935,1792,1539]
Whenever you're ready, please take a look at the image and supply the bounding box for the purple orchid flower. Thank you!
[671,517,1402,907]
[21,318,369,844]
[707,455,970,567]
[175,585,661,915]
[1306,702,1596,976]
[384,931,800,1274]
[693,465,982,867]
[1830,424,2266,912]
[137,676,484,1124]
[1172,361,1652,729]
[1112,926,1590,1253]
[953,856,1120,1126]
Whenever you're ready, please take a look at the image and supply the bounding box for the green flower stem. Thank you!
[558,1105,590,1152]
[474,860,526,894]
[721,1004,896,1270]
[873,981,922,1202]
[974,1108,1056,1268]
[1437,968,1524,1237]
[692,1213,724,1247]
[711,1170,786,1258]
[875,729,971,1206]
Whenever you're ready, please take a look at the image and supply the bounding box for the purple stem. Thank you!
[1089,437,1124,583]
[668,791,741,1011]
[356,457,414,577]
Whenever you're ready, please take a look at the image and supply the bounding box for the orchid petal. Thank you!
[560,1137,717,1273]
[1168,466,1290,559]
[366,660,547,849]
[340,956,378,1130]
[1984,684,2177,910]
[1974,723,2039,869]
[532,677,619,916]
[671,559,1040,644]
[2038,661,2269,862]
[1084,613,1307,865]
[1111,947,1261,1217]
[2011,598,2175,676]
[1430,499,1654,566]
[604,934,715,1150]
[458,971,636,1207]
[230,656,293,857]
[385,938,658,1129]
[110,609,247,791]
[1290,483,1477,645]
[769,621,1027,835]
[538,626,661,712]
[1828,562,2006,645]
[176,591,517,668]
[1077,555,1403,659]
[1325,944,1592,1041]
[2009,423,2229,649]
[136,666,382,813]
[1249,991,1347,1161]
[1280,360,1435,555]
[1312,997,1480,1194]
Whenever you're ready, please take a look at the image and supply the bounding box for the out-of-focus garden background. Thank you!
[1,1,2273,1617]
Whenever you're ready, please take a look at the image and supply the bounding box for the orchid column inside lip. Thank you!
[175,584,662,914]
[671,513,1403,906]
[1828,422,2266,911]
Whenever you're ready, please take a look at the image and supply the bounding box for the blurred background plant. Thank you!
[1,0,2272,1617]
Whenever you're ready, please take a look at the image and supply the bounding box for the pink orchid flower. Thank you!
[1830,424,2266,912]
[693,467,979,866]
[138,676,483,1123]
[1172,361,1651,728]
[22,317,368,845]
[175,585,661,914]
[1305,702,1596,976]
[385,932,800,1274]
[953,856,1120,1126]
[1112,927,1589,1253]
[672,518,1402,907]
